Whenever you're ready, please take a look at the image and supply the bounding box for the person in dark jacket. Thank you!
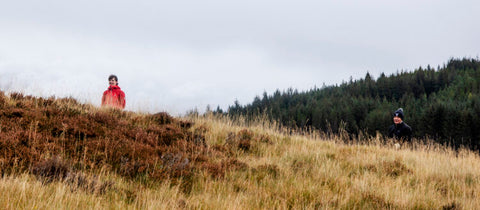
[101,74,126,109]
[388,108,412,142]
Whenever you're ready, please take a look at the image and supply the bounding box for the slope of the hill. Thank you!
[226,58,480,150]
[1,91,480,209]
[0,91,239,185]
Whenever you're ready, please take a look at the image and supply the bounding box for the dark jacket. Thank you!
[388,122,412,142]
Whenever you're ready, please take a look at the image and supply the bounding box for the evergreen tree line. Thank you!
[220,58,480,150]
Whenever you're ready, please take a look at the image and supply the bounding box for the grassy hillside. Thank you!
[1,91,480,209]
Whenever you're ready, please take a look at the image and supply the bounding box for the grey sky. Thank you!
[1,0,479,114]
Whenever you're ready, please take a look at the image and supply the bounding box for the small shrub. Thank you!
[31,156,70,183]
[193,134,207,147]
[380,159,412,177]
[202,162,224,178]
[238,129,254,141]
[252,164,279,182]
[9,92,24,100]
[238,140,251,151]
[360,191,394,209]
[0,91,6,106]
[224,132,237,146]
[187,131,206,147]
[202,158,248,179]
[179,173,195,194]
[195,124,210,134]
[442,202,460,210]
[291,159,309,173]
[161,153,190,171]
[121,188,137,204]
[360,159,412,178]
[4,108,25,118]
[259,134,272,144]
[65,172,115,194]
[224,129,257,151]
[222,158,248,171]
[257,164,279,178]
[325,153,336,160]
[177,199,187,208]
[119,160,148,178]
[151,112,173,124]
[179,121,193,129]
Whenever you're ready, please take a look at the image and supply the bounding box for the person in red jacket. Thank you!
[101,74,126,109]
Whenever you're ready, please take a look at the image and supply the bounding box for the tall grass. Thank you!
[1,92,480,209]
[183,114,480,209]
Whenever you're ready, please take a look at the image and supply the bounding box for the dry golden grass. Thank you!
[1,95,480,209]
[182,114,480,209]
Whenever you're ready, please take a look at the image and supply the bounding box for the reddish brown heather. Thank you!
[0,91,261,186]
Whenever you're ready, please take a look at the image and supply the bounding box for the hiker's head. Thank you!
[108,75,118,86]
[393,108,404,124]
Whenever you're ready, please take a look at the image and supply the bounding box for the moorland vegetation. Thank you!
[0,91,480,209]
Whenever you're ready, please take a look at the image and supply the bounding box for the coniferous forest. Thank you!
[223,58,480,150]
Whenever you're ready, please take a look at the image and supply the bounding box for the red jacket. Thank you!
[101,85,126,109]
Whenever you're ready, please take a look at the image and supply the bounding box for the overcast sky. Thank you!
[1,0,479,115]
